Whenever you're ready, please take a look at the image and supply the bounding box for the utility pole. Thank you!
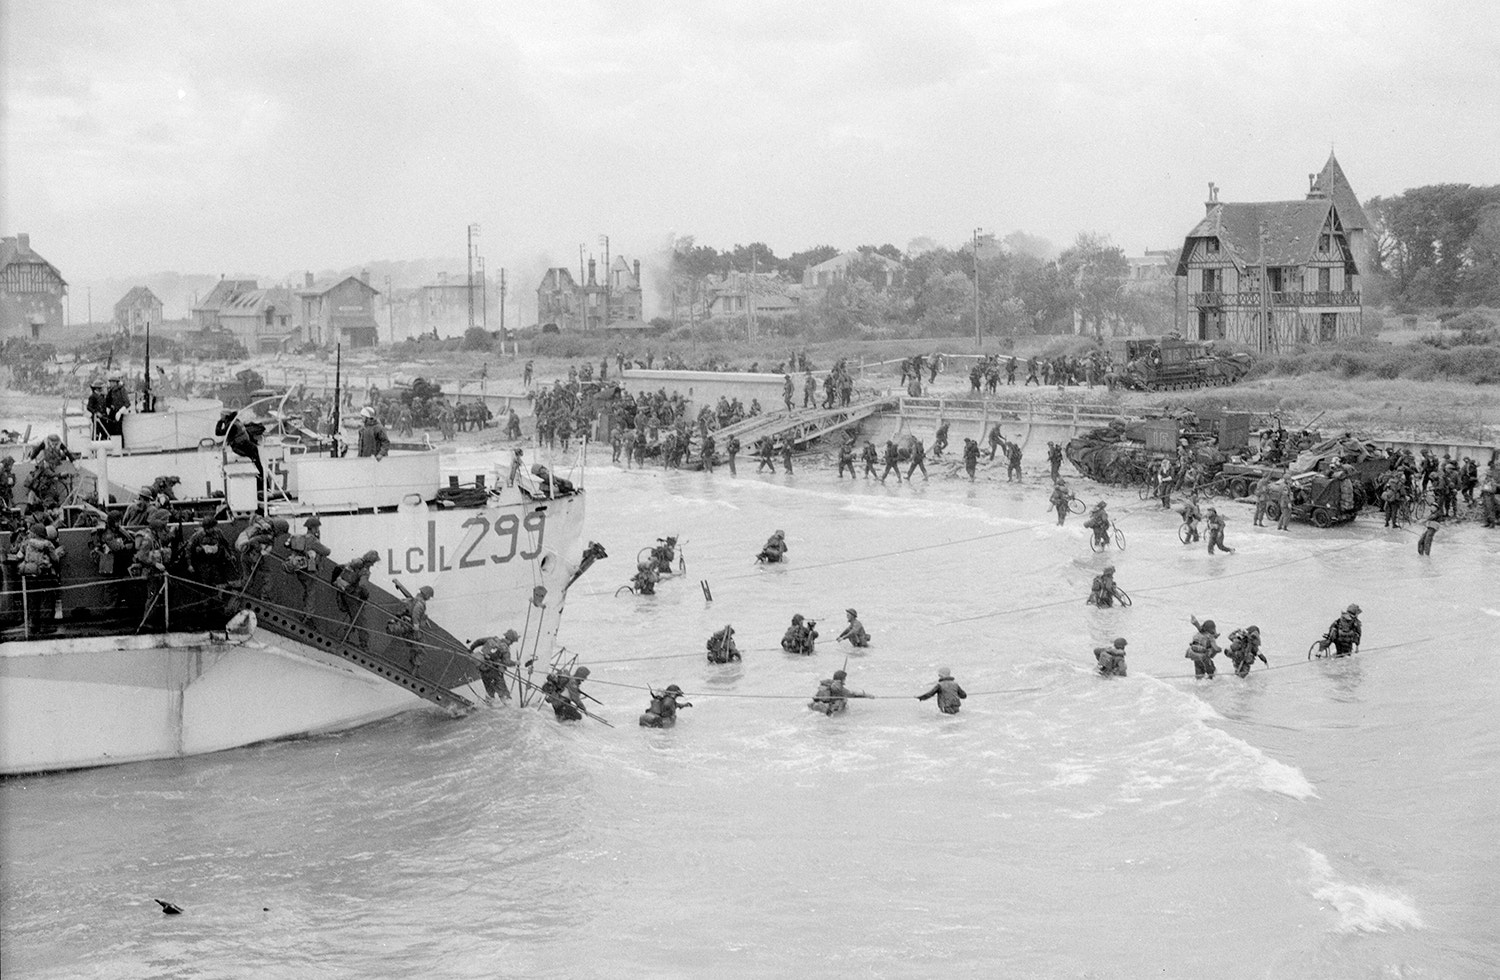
[478,256,487,329]
[499,269,507,338]
[385,275,394,342]
[87,287,92,328]
[749,252,758,342]
[578,244,586,333]
[1173,274,1180,337]
[972,228,983,347]
[598,234,611,330]
[467,223,481,331]
[1258,223,1271,354]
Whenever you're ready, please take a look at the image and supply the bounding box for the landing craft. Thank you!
[0,397,589,775]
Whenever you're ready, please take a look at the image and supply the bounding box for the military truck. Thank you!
[1266,470,1363,527]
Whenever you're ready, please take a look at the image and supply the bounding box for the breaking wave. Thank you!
[1302,845,1425,933]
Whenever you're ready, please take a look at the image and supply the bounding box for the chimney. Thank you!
[360,268,370,285]
[633,259,640,284]
[587,258,597,285]
[305,271,314,288]
[1205,182,1219,214]
[1309,173,1317,191]
[17,233,30,252]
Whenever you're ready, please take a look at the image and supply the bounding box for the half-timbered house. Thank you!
[1175,183,1361,351]
[0,233,67,341]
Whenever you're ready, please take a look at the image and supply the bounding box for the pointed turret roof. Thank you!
[1309,153,1368,231]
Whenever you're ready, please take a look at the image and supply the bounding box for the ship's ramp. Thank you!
[713,399,897,450]
[206,549,479,711]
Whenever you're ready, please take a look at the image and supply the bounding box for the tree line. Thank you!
[665,232,1176,341]
[1366,183,1500,308]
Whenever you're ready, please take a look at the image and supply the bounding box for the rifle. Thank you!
[331,344,342,456]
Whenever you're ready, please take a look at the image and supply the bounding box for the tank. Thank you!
[1111,336,1253,391]
[1064,417,1228,486]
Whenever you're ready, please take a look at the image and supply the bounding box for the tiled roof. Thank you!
[1310,153,1369,231]
[0,235,66,286]
[1177,199,1344,273]
[195,279,258,311]
[296,275,379,297]
[114,286,162,312]
[219,287,296,315]
[805,250,903,274]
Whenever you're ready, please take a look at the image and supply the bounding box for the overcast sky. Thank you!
[4,0,1498,284]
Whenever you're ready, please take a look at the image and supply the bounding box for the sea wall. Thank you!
[617,369,804,416]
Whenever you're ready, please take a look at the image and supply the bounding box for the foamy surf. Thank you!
[1134,676,1317,799]
[1302,846,1425,933]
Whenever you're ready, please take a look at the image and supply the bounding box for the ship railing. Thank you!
[0,563,475,697]
[1,570,176,641]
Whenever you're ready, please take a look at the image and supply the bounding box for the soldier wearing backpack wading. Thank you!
[470,630,520,700]
[1318,604,1362,657]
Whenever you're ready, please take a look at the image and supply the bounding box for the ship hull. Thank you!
[1,485,587,776]
[0,629,451,776]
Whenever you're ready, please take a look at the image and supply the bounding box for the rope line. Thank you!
[936,535,1375,627]
[570,628,1464,702]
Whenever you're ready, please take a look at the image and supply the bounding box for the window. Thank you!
[1319,312,1337,341]
[1319,234,1331,253]
[1201,268,1219,293]
[1318,267,1331,292]
[1205,239,1219,255]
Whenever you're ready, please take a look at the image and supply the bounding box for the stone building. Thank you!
[536,256,645,332]
[192,278,259,332]
[113,286,164,336]
[0,233,67,341]
[801,250,903,291]
[296,272,381,348]
[537,267,580,331]
[218,287,299,353]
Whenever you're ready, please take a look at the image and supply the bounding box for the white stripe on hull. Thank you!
[0,631,436,775]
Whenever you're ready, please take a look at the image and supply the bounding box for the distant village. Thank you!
[2,155,1373,357]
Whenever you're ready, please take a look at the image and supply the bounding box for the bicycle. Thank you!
[1396,490,1429,525]
[1089,521,1126,552]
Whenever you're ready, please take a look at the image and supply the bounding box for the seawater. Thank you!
[3,459,1498,978]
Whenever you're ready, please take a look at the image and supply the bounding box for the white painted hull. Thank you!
[11,437,590,776]
[0,629,457,775]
